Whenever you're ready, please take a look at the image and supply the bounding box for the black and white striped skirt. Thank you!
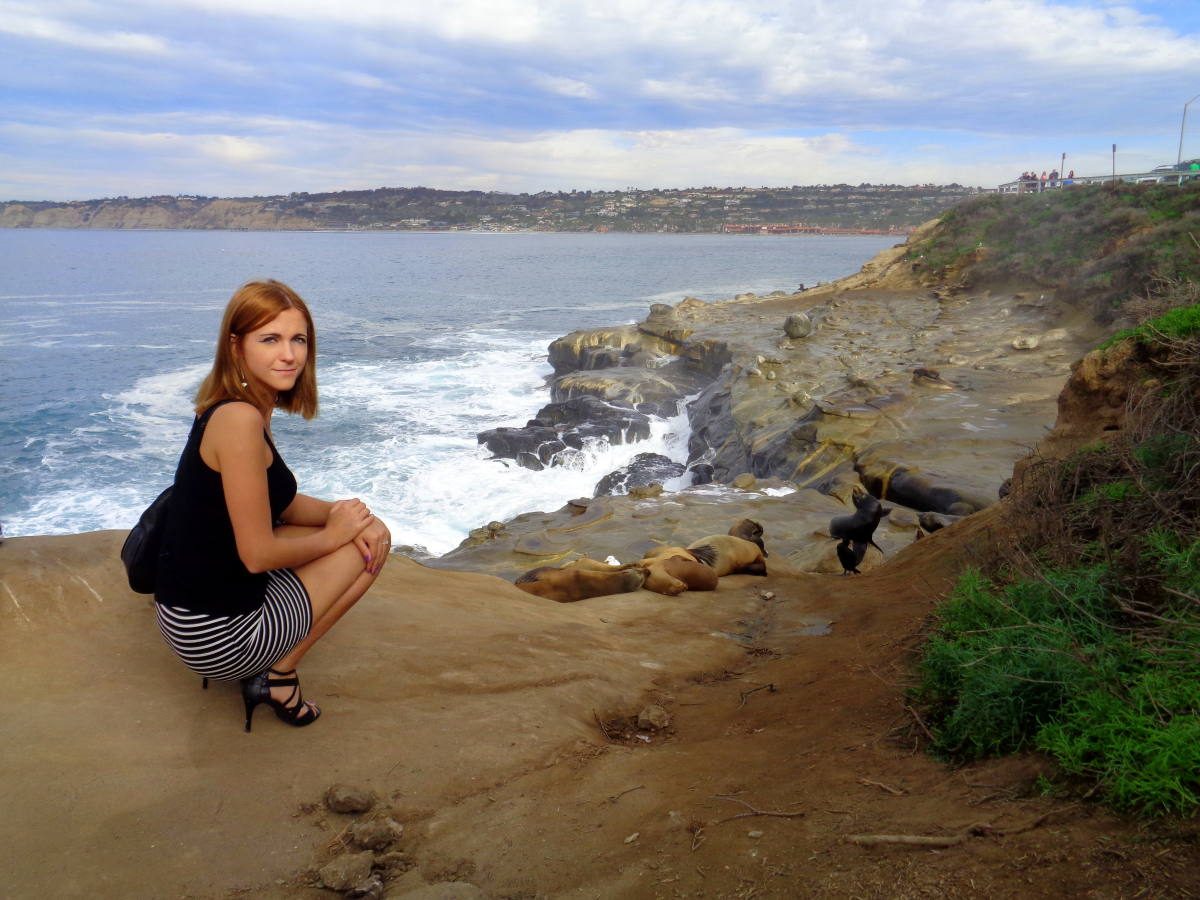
[155,569,313,681]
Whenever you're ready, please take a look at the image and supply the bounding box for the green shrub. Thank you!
[1103,303,1200,349]
[915,183,1200,322]
[915,565,1200,814]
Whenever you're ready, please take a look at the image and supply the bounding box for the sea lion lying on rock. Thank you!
[685,534,768,577]
[918,510,962,533]
[728,518,768,556]
[514,559,645,603]
[638,546,720,595]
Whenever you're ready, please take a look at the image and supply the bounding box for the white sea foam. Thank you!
[286,337,694,555]
[5,337,692,555]
[106,364,210,457]
[2,230,892,542]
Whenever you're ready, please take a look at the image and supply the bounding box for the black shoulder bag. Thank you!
[120,485,172,594]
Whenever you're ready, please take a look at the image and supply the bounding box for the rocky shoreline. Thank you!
[438,231,1108,580]
[5,219,1195,898]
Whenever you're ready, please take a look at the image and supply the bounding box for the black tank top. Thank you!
[155,400,298,615]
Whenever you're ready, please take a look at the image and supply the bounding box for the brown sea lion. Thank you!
[638,546,720,594]
[685,534,768,576]
[514,558,645,603]
[727,518,767,556]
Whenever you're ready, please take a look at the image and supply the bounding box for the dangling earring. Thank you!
[231,335,247,389]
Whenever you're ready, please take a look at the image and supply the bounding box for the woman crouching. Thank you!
[155,280,390,731]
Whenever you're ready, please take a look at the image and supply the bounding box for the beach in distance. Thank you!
[0,228,895,550]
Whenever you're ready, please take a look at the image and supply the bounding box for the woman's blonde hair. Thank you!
[195,280,319,419]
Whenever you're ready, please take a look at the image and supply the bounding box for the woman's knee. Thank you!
[295,543,373,608]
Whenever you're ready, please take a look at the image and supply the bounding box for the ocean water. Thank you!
[0,229,896,554]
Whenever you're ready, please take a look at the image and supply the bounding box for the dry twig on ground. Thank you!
[737,683,777,708]
[712,795,805,824]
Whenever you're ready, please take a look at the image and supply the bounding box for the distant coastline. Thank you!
[0,182,979,234]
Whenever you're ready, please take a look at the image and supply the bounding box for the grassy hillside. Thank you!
[913,309,1200,816]
[906,182,1200,322]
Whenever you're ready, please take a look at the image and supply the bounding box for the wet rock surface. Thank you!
[593,452,686,497]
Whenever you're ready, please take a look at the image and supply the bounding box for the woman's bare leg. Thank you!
[264,526,386,705]
[275,547,379,669]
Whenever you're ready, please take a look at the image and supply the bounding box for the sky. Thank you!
[2,0,1199,201]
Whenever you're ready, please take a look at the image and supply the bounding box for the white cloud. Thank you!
[195,134,272,164]
[527,71,597,99]
[335,70,393,91]
[640,78,737,105]
[2,0,1196,199]
[0,1,168,54]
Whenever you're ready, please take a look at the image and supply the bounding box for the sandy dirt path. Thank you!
[2,521,1197,898]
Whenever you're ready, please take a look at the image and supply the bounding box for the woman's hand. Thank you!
[354,517,392,575]
[326,498,373,546]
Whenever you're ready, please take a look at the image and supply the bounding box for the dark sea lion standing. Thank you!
[830,490,890,574]
[685,534,768,577]
[835,538,867,575]
[515,559,645,603]
[829,489,890,552]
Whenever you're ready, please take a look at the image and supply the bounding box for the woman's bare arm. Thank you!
[205,403,370,573]
[281,493,333,527]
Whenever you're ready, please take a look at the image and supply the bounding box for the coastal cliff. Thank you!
[2,183,1198,897]
[0,183,977,233]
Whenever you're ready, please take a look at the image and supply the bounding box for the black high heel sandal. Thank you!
[240,668,321,733]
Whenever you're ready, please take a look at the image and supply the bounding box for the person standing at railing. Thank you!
[1040,171,1048,191]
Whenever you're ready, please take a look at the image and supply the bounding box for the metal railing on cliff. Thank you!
[998,163,1200,194]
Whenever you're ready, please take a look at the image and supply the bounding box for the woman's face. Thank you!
[234,307,309,394]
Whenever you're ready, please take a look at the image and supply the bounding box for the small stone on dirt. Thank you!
[318,850,374,891]
[748,830,764,839]
[325,784,375,814]
[349,817,404,850]
[624,832,640,844]
[374,850,412,873]
[1011,336,1039,350]
[346,871,384,899]
[638,704,671,730]
[783,313,812,338]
